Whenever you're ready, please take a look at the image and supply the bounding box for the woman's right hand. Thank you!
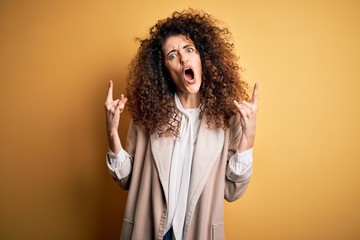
[104,80,128,135]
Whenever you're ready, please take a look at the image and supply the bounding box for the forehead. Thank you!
[162,34,194,52]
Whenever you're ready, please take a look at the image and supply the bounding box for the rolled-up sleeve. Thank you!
[106,148,133,183]
[226,148,253,182]
[224,113,253,202]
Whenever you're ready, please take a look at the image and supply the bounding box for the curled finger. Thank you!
[241,101,253,110]
[110,107,116,114]
[240,104,251,118]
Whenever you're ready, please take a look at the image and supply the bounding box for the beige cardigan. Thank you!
[108,113,252,240]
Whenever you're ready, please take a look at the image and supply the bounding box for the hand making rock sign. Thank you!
[104,80,127,154]
[234,83,259,153]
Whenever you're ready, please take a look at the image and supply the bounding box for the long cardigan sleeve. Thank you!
[106,120,139,190]
[224,113,252,202]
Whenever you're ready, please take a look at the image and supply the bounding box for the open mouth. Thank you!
[184,68,195,82]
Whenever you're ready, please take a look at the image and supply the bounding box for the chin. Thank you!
[187,86,201,94]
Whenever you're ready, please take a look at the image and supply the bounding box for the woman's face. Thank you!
[162,34,202,96]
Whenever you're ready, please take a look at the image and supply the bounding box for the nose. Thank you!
[180,58,188,66]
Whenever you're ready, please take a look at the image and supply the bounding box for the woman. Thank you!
[104,9,258,240]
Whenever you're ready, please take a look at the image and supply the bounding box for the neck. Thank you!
[177,92,200,109]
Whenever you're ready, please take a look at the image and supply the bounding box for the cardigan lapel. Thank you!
[150,133,175,205]
[186,117,224,222]
[150,117,224,213]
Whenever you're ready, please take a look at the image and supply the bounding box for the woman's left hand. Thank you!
[234,83,259,152]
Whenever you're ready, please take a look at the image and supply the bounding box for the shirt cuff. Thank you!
[107,148,127,169]
[106,149,132,179]
[227,148,253,181]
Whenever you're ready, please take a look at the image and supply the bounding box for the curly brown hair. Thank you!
[126,9,250,136]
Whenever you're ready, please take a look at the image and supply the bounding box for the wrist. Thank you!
[238,147,251,153]
[107,129,119,136]
[237,142,253,153]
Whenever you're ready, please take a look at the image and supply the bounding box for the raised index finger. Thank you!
[106,80,114,103]
[251,83,259,105]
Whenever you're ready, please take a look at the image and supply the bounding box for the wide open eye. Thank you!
[186,47,195,53]
[168,52,177,60]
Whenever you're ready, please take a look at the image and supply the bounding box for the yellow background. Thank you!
[1,0,359,239]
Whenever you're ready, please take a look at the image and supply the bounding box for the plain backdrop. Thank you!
[1,0,359,239]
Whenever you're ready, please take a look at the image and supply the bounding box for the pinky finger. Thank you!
[233,100,242,110]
